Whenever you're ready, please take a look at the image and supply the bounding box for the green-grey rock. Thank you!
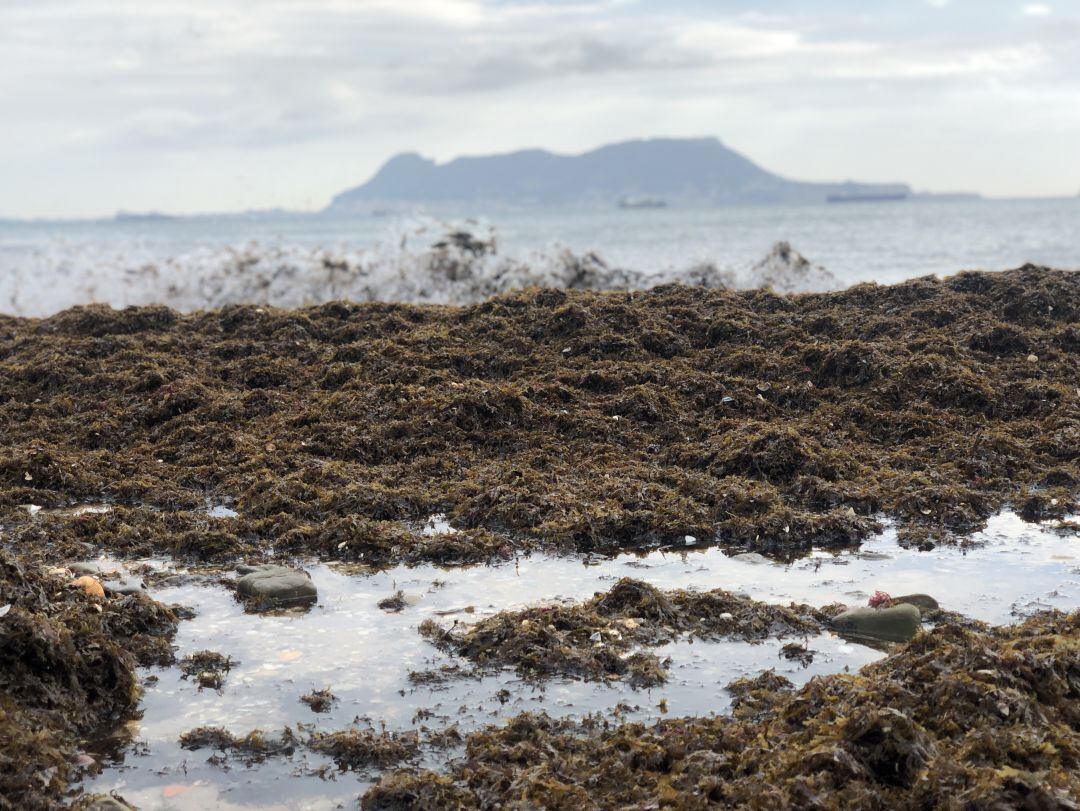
[236,564,317,608]
[889,593,939,612]
[831,604,921,644]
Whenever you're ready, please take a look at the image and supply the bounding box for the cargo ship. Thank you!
[826,192,908,204]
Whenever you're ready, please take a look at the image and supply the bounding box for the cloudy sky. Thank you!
[3,0,1079,218]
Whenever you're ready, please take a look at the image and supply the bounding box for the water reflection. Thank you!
[81,512,1079,809]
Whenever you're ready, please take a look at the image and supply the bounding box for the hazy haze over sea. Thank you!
[2,196,1078,317]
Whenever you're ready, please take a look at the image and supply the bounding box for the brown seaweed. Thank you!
[364,611,1080,809]
[0,267,1075,569]
[418,577,824,687]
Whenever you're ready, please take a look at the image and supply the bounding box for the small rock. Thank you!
[69,561,119,577]
[856,551,892,561]
[103,578,146,597]
[235,564,317,608]
[831,604,921,644]
[1027,353,1039,363]
[732,552,773,565]
[81,796,134,811]
[72,576,105,598]
[888,593,940,612]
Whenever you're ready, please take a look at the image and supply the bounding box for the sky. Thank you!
[2,0,1079,218]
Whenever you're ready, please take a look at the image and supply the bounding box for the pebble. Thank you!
[71,576,105,598]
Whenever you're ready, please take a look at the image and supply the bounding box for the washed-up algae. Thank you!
[178,650,236,691]
[418,577,824,687]
[178,726,299,764]
[363,611,1080,809]
[179,723,430,772]
[1,267,1078,806]
[0,267,1075,568]
[0,551,178,810]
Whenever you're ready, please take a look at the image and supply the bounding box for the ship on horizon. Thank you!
[826,191,909,204]
[618,196,668,210]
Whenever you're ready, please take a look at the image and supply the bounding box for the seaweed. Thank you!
[0,552,177,809]
[178,722,422,773]
[364,611,1080,808]
[0,268,1074,569]
[307,727,421,772]
[419,577,824,687]
[178,650,236,691]
[178,727,297,763]
[2,267,1079,805]
[299,687,337,713]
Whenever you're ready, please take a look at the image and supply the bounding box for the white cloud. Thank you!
[1021,3,1053,16]
[0,0,1077,216]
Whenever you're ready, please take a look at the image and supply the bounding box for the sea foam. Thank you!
[0,218,838,317]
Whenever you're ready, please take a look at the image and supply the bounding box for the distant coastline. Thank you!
[327,137,975,212]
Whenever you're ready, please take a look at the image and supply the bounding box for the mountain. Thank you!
[327,137,912,210]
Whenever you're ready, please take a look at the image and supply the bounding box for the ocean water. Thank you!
[2,197,1078,317]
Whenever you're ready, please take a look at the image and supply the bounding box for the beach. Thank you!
[1,266,1077,808]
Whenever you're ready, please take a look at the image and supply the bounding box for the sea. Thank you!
[2,196,1078,317]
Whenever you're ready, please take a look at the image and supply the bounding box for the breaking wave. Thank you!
[0,219,840,317]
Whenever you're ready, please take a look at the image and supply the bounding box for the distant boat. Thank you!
[114,211,173,222]
[618,196,667,210]
[826,192,908,204]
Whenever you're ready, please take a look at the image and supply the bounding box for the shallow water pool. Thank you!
[78,512,1078,809]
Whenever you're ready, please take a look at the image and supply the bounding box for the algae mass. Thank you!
[1,266,1078,808]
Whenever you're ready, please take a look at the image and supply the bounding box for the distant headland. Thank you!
[327,137,973,211]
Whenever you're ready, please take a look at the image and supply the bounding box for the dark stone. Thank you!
[832,604,921,644]
[235,565,317,608]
